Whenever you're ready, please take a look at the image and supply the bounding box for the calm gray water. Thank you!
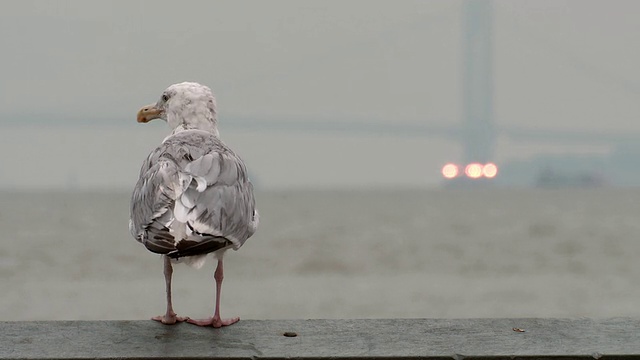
[2,188,640,321]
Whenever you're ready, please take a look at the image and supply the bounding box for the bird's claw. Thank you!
[187,316,240,328]
[152,314,189,325]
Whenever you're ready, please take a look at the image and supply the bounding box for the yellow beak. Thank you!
[137,104,163,123]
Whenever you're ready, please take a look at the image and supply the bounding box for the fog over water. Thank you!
[1,1,640,321]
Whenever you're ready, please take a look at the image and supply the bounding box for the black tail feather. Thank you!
[166,236,232,259]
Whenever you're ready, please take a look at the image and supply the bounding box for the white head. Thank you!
[137,82,219,136]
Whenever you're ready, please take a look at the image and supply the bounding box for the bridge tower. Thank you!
[462,0,495,164]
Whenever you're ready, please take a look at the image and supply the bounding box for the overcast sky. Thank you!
[1,0,639,189]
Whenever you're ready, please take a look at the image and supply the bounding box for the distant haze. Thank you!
[1,0,639,189]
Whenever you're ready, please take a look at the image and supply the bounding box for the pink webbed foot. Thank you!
[187,315,240,328]
[152,312,189,325]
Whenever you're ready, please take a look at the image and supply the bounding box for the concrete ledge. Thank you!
[1,318,640,359]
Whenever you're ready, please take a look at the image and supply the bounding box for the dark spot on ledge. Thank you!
[283,332,297,337]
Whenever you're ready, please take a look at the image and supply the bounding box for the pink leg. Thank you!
[152,256,188,325]
[187,259,240,328]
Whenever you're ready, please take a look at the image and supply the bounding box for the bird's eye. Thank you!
[162,94,170,102]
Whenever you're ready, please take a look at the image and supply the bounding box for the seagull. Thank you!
[129,82,259,327]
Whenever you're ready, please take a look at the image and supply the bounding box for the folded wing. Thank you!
[129,130,258,259]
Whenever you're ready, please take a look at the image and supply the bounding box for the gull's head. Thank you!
[137,82,219,135]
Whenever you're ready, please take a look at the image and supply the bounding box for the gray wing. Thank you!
[129,130,259,258]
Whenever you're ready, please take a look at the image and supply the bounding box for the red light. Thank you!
[483,163,498,178]
[441,163,459,179]
[465,163,483,179]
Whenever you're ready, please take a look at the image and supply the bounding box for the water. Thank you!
[2,188,640,321]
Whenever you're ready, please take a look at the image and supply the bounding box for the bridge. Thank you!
[221,0,640,152]
[221,0,640,186]
[222,117,640,147]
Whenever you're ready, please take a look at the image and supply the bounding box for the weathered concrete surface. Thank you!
[1,318,640,359]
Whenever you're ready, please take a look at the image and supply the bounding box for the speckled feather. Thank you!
[130,130,258,261]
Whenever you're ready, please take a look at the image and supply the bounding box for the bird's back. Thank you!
[130,130,258,259]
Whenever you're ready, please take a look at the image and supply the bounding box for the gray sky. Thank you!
[1,0,639,189]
